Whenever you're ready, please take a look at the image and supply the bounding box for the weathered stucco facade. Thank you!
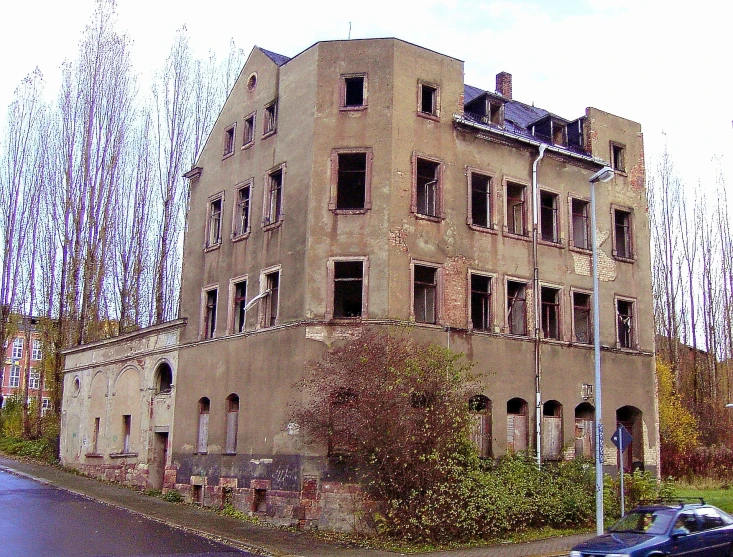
[62,38,658,531]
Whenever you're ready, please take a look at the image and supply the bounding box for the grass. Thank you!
[673,480,733,513]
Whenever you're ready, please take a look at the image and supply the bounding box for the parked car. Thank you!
[570,499,733,557]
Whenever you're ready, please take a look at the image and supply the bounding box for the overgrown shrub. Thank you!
[604,469,676,520]
[163,489,183,503]
[662,444,733,482]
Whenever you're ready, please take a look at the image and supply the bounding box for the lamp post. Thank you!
[590,166,614,535]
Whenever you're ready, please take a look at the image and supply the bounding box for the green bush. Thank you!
[162,489,183,503]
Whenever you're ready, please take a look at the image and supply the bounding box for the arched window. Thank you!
[197,398,210,454]
[506,397,528,452]
[155,363,173,394]
[574,402,595,459]
[469,395,492,458]
[542,400,563,460]
[225,394,239,454]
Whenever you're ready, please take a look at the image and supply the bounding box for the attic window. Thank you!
[223,124,235,157]
[611,142,626,172]
[418,82,439,118]
[341,74,367,110]
[488,101,503,126]
[552,122,567,146]
[247,73,257,91]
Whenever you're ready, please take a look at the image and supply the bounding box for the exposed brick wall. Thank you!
[630,132,646,192]
[443,255,470,326]
[496,72,512,99]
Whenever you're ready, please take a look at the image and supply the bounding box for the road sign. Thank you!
[611,424,632,453]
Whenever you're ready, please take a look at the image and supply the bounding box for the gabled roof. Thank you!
[258,47,291,67]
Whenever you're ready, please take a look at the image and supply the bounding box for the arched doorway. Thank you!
[574,402,595,459]
[469,395,493,458]
[616,405,643,472]
[542,400,563,460]
[507,397,528,452]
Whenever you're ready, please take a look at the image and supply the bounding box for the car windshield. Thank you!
[608,509,676,535]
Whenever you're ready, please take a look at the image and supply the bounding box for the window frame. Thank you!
[411,260,442,325]
[242,111,256,149]
[201,285,219,340]
[469,271,495,332]
[31,339,42,360]
[122,414,132,454]
[417,80,440,120]
[615,296,637,350]
[263,99,278,138]
[569,195,592,252]
[466,167,496,232]
[540,284,563,340]
[227,276,248,335]
[11,337,23,359]
[411,152,444,221]
[205,192,224,250]
[506,277,529,336]
[539,188,562,245]
[263,164,285,230]
[339,73,368,111]
[326,257,369,321]
[329,148,373,213]
[504,178,530,239]
[612,205,635,261]
[232,179,252,240]
[224,394,240,455]
[222,123,236,159]
[196,397,210,454]
[571,288,594,345]
[260,266,281,329]
[29,368,40,390]
[9,365,20,388]
[610,141,627,174]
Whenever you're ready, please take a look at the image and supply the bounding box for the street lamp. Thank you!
[590,166,614,535]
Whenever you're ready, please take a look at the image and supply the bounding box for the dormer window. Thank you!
[552,122,567,146]
[530,116,568,147]
[464,92,505,128]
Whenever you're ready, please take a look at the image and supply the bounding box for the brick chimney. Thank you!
[496,71,512,100]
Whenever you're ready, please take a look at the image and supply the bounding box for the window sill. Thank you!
[538,238,564,249]
[222,452,237,456]
[204,243,221,253]
[468,224,498,235]
[262,130,277,140]
[613,254,636,263]
[222,151,235,161]
[613,169,628,177]
[331,208,369,215]
[417,111,440,122]
[194,451,208,455]
[504,232,531,242]
[413,213,443,223]
[241,141,254,151]
[85,452,104,458]
[109,452,138,459]
[262,220,283,232]
[231,232,251,244]
[569,246,592,255]
[340,105,367,112]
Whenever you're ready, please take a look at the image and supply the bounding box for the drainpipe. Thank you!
[532,144,547,469]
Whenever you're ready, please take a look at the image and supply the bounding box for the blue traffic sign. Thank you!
[611,424,632,453]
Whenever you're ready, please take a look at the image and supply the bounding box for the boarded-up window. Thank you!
[469,395,492,458]
[507,397,528,452]
[542,400,563,460]
[574,403,595,459]
[225,394,239,454]
[92,417,100,454]
[197,398,210,453]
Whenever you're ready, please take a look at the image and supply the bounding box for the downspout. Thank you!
[532,144,547,469]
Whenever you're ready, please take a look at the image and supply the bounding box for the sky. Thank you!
[2,0,732,189]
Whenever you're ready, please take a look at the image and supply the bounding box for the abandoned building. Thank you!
[60,38,658,530]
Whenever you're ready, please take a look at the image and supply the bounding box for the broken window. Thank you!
[414,157,441,218]
[233,182,251,238]
[263,100,277,136]
[155,363,173,394]
[617,299,635,349]
[225,394,239,454]
[571,198,590,250]
[540,191,559,243]
[333,261,364,318]
[419,82,438,116]
[232,280,247,333]
[264,167,283,226]
[542,400,563,460]
[122,414,132,453]
[223,124,235,157]
[469,395,493,458]
[573,291,592,344]
[12,337,23,359]
[341,74,366,108]
[413,264,438,324]
[92,417,100,454]
[507,398,528,452]
[470,273,492,331]
[336,152,367,210]
[207,196,222,247]
[614,208,633,259]
[197,398,210,454]
[611,142,626,172]
[203,288,217,339]
[470,171,492,228]
[506,182,527,236]
[242,112,255,147]
[263,271,279,328]
[507,280,527,335]
[541,287,561,340]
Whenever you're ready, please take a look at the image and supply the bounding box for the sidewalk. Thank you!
[0,456,592,557]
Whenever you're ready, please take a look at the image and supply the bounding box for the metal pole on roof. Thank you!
[590,166,614,535]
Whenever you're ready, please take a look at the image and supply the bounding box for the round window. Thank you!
[72,376,81,397]
[247,73,257,91]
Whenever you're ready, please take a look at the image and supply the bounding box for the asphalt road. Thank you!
[0,468,253,557]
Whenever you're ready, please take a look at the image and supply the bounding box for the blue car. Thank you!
[570,500,733,557]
